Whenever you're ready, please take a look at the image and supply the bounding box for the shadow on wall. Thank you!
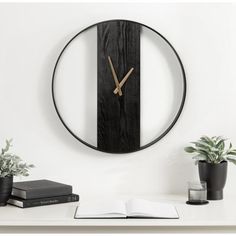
[164,147,199,194]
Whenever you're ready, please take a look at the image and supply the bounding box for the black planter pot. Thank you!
[198,161,227,200]
[0,176,13,206]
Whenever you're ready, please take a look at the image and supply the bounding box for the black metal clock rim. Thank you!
[51,19,187,154]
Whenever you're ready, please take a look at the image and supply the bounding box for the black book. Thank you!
[12,179,72,199]
[8,194,79,208]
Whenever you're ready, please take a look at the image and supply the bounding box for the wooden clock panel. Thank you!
[97,21,141,153]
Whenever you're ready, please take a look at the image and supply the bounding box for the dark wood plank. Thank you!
[97,20,140,153]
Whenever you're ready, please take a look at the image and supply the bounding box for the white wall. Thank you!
[0,2,235,199]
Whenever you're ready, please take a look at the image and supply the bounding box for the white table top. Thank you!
[1,194,236,227]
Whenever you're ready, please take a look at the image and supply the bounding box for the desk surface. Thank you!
[1,194,236,228]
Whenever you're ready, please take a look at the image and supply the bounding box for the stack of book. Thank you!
[7,179,79,208]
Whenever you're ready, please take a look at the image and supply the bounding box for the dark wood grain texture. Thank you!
[97,20,140,153]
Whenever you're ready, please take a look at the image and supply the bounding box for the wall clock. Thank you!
[52,19,187,154]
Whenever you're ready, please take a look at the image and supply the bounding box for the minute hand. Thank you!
[113,68,134,94]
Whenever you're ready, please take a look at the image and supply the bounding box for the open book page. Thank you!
[74,200,127,218]
[126,199,179,219]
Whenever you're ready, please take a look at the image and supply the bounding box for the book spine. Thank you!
[23,194,79,208]
[16,186,73,199]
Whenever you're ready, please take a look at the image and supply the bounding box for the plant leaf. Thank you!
[184,146,196,153]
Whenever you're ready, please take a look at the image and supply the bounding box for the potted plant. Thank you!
[184,136,236,200]
[0,139,34,206]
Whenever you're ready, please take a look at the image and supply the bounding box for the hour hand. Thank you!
[108,56,122,96]
[113,68,134,94]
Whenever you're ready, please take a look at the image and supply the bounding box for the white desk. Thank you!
[1,195,236,233]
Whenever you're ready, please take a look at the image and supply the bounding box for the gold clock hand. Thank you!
[108,56,122,96]
[113,67,134,94]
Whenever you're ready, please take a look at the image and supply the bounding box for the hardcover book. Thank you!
[12,179,72,199]
[74,199,179,219]
[8,194,79,208]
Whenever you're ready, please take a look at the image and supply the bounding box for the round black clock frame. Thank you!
[52,19,187,154]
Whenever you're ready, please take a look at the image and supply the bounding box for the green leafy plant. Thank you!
[0,139,34,177]
[184,136,236,165]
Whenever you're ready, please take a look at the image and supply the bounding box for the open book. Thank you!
[74,199,179,219]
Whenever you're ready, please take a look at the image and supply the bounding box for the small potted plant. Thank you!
[0,139,34,206]
[185,136,236,200]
